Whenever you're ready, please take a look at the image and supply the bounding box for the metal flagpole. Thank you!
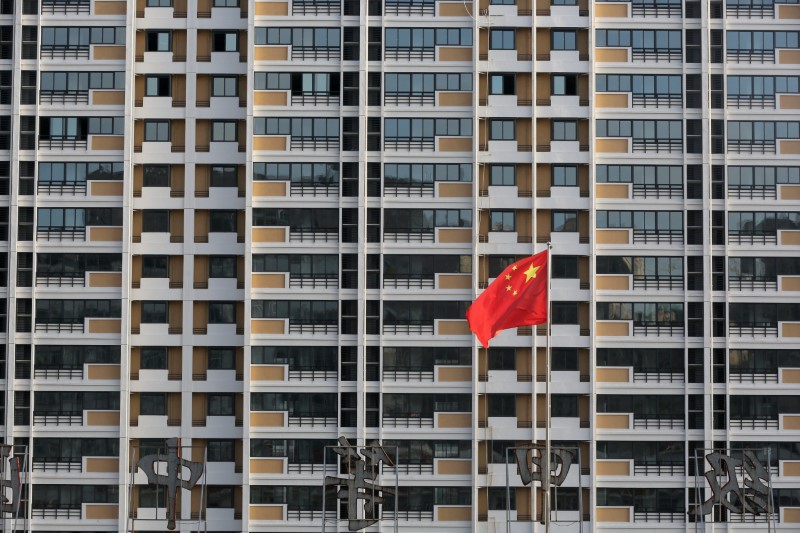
[544,241,553,533]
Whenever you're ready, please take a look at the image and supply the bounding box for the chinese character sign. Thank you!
[137,438,204,530]
[513,445,574,487]
[694,450,772,517]
[324,437,394,532]
[0,444,20,517]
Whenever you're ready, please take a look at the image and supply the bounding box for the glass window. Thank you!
[143,165,170,187]
[144,120,170,142]
[140,393,166,415]
[212,31,238,52]
[552,74,578,96]
[489,73,515,95]
[552,120,578,141]
[208,394,235,416]
[210,166,238,187]
[489,119,516,140]
[212,76,238,97]
[552,165,578,186]
[211,121,237,142]
[552,211,578,232]
[142,210,169,232]
[146,31,171,52]
[208,348,236,370]
[552,30,577,50]
[207,440,235,462]
[141,301,168,323]
[552,256,578,278]
[210,256,237,278]
[487,348,515,371]
[142,255,169,278]
[489,165,516,186]
[210,211,237,232]
[145,75,170,97]
[490,29,515,50]
[140,347,167,369]
[490,210,515,232]
[551,302,578,324]
[209,302,236,324]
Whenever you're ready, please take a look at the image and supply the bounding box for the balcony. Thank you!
[632,324,684,336]
[730,417,779,429]
[632,229,682,244]
[632,418,683,429]
[729,324,779,337]
[728,277,778,291]
[383,416,435,428]
[287,416,336,427]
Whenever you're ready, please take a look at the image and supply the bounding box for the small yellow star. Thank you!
[524,264,541,283]
[513,290,518,296]
[505,274,512,280]
[506,285,512,291]
[511,265,518,271]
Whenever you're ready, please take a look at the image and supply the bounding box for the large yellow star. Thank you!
[523,264,540,283]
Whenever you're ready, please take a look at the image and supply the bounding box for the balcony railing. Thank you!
[633,371,684,383]
[40,46,89,59]
[385,47,436,61]
[384,138,436,151]
[631,93,682,107]
[288,276,338,288]
[383,370,435,381]
[287,369,337,381]
[633,462,684,475]
[290,93,339,105]
[632,275,683,290]
[287,510,337,521]
[289,184,338,197]
[727,185,777,199]
[631,1,682,15]
[384,231,435,243]
[37,182,88,195]
[729,371,778,383]
[632,229,682,244]
[292,0,341,14]
[728,232,778,245]
[37,227,87,241]
[290,137,339,151]
[291,47,340,60]
[287,463,336,474]
[32,508,81,519]
[631,48,682,62]
[40,91,90,105]
[42,0,91,13]
[727,49,776,63]
[382,416,434,428]
[383,323,435,335]
[632,185,683,199]
[632,418,683,429]
[383,277,435,289]
[728,277,777,291]
[33,414,83,425]
[727,94,776,109]
[384,184,435,197]
[36,275,86,287]
[34,367,83,379]
[729,324,779,336]
[39,138,88,150]
[288,323,337,334]
[633,324,684,336]
[729,417,779,429]
[634,511,684,522]
[384,463,434,474]
[631,138,682,153]
[727,140,776,154]
[34,323,85,333]
[384,92,436,106]
[288,229,338,243]
[385,0,435,14]
[287,416,337,427]
[32,459,83,472]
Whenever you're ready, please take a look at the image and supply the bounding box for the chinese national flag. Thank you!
[466,250,548,348]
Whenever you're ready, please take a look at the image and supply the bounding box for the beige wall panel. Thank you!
[438,413,471,428]
[439,137,472,152]
[438,183,472,197]
[596,460,631,476]
[254,137,287,151]
[438,507,471,521]
[596,367,630,382]
[596,414,630,429]
[595,3,628,16]
[438,274,472,289]
[782,368,800,383]
[86,458,119,472]
[438,366,471,382]
[250,459,284,474]
[251,412,285,427]
[85,505,118,519]
[595,183,629,198]
[786,508,800,522]
[87,411,120,426]
[439,2,472,14]
[255,46,289,60]
[250,505,284,520]
[438,320,471,335]
[437,459,471,475]
[93,46,126,60]
[784,415,800,429]
[597,507,630,522]
[595,93,629,108]
[783,323,800,337]
[252,227,286,243]
[251,365,285,381]
[439,47,473,61]
[596,139,629,153]
[88,319,121,333]
[439,92,472,106]
[783,461,800,476]
[779,4,800,17]
[596,321,630,336]
[91,136,124,150]
[251,319,286,334]
[779,50,800,64]
[254,91,288,106]
[252,273,286,289]
[781,231,800,245]
[87,364,121,379]
[781,140,800,154]
[596,275,629,291]
[88,272,122,288]
[94,1,127,14]
[595,48,628,62]
[438,228,472,243]
[90,181,124,196]
[256,1,289,14]
[596,229,629,244]
[92,91,125,105]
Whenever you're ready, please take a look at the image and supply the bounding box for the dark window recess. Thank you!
[686,119,702,155]
[687,302,703,338]
[14,345,28,380]
[341,346,356,381]
[0,27,11,60]
[15,391,30,426]
[342,117,358,152]
[712,255,725,291]
[21,26,36,60]
[0,253,6,287]
[711,120,724,155]
[713,302,726,338]
[709,0,722,17]
[19,161,33,196]
[17,207,33,241]
[367,117,380,152]
[713,394,726,429]
[0,71,9,105]
[366,254,380,289]
[341,392,356,427]
[341,162,358,197]
[366,392,379,426]
[367,207,381,243]
[20,115,36,151]
[342,208,358,243]
[711,210,725,245]
[686,210,703,245]
[22,0,35,15]
[368,72,380,106]
[343,27,359,60]
[368,0,381,15]
[686,164,702,200]
[366,299,379,334]
[341,299,357,335]
[368,27,381,61]
[364,347,379,381]
[685,74,702,109]
[710,29,723,63]
[688,395,703,430]
[344,0,359,15]
[711,165,724,200]
[685,29,701,63]
[0,116,10,149]
[341,253,358,289]
[688,348,703,384]
[20,70,36,105]
[366,162,381,197]
[0,160,8,196]
[343,72,358,106]
[17,252,32,288]
[684,0,700,17]
[16,298,31,333]
[710,74,723,109]
[687,256,703,291]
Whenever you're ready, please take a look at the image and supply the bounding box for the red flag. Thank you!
[466,250,548,348]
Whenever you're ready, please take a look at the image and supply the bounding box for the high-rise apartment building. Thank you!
[0,0,798,530]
